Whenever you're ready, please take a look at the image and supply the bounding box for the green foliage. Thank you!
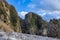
[10,12,17,26]
[9,5,18,26]
[50,19,58,24]
[0,2,3,7]
[31,18,35,25]
[0,8,3,14]
[36,20,42,29]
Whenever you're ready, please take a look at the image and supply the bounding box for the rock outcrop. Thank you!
[0,20,13,32]
[21,12,60,38]
[47,19,60,38]
[22,12,47,36]
[0,0,21,32]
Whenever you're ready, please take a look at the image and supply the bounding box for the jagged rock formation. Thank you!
[21,12,47,36]
[21,12,60,38]
[47,19,60,38]
[0,0,21,32]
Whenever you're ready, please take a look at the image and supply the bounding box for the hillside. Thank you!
[0,0,21,32]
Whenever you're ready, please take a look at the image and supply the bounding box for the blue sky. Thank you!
[6,0,60,21]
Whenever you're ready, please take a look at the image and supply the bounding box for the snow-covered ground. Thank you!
[0,30,60,40]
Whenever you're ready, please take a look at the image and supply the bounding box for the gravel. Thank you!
[0,31,60,40]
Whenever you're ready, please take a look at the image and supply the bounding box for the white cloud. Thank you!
[18,0,60,20]
[37,9,47,16]
[37,9,60,19]
[31,0,60,11]
[56,16,60,19]
[47,11,60,15]
[52,11,60,14]
[29,0,60,20]
[39,13,47,17]
[27,4,36,9]
[18,11,28,18]
[40,0,60,11]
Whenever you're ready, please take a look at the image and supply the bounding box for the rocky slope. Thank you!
[0,0,21,32]
[0,20,13,32]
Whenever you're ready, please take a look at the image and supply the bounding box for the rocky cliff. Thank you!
[47,19,60,38]
[22,12,47,36]
[21,12,60,38]
[0,0,21,32]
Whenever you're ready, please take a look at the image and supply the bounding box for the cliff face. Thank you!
[47,19,60,38]
[0,0,21,32]
[22,12,47,36]
[9,5,21,32]
[21,12,60,38]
